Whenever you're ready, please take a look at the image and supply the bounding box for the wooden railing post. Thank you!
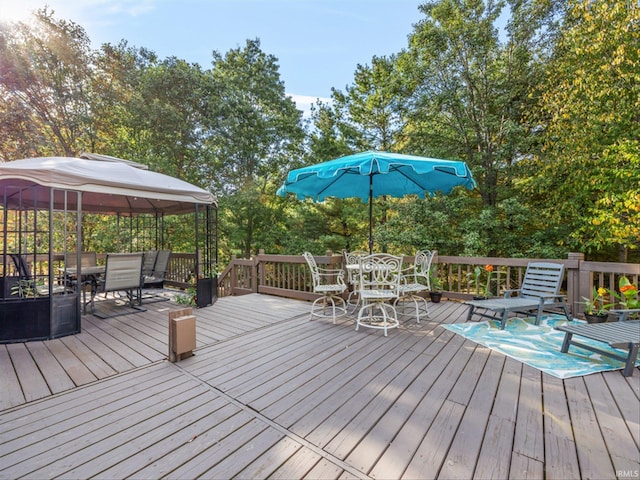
[567,252,584,315]
[230,254,238,295]
[254,250,264,293]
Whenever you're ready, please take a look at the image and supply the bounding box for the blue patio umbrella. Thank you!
[277,150,477,252]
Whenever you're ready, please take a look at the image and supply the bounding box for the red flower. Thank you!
[620,284,637,294]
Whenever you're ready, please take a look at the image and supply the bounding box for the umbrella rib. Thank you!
[389,164,463,194]
[312,167,360,200]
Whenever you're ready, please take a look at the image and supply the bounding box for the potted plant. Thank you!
[581,287,613,323]
[428,267,443,303]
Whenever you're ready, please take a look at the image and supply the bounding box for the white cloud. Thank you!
[288,94,332,119]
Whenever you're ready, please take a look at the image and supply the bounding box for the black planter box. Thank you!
[0,276,19,299]
[0,297,50,342]
[196,276,217,308]
[0,293,80,343]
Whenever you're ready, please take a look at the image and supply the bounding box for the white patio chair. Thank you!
[343,250,368,312]
[396,249,434,323]
[303,252,347,323]
[356,253,404,336]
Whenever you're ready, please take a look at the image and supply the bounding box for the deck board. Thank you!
[542,374,582,480]
[583,374,640,468]
[24,341,76,393]
[62,392,232,479]
[473,357,522,479]
[58,334,118,379]
[0,293,638,479]
[430,350,506,480]
[343,333,468,473]
[5,343,51,402]
[269,447,325,479]
[64,330,136,373]
[512,365,545,463]
[0,368,189,470]
[40,338,98,386]
[0,346,25,409]
[565,376,616,480]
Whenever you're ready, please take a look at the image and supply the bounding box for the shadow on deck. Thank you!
[1,294,638,479]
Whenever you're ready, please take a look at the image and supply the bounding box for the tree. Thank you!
[0,8,94,158]
[301,55,412,253]
[90,41,156,160]
[304,0,560,256]
[524,0,640,260]
[403,0,558,207]
[129,56,210,184]
[331,55,408,152]
[204,39,305,258]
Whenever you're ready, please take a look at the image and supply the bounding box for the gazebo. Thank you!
[0,155,217,343]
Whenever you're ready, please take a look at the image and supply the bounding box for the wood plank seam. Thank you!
[171,360,374,480]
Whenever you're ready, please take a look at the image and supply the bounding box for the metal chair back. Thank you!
[358,253,404,299]
[102,253,144,294]
[65,252,97,269]
[142,251,158,277]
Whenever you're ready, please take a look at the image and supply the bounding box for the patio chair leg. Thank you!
[310,294,346,323]
[467,305,476,322]
[500,311,509,330]
[394,295,429,323]
[560,332,572,353]
[623,344,638,377]
[356,301,399,336]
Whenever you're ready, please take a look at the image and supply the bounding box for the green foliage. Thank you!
[402,0,550,207]
[175,283,197,305]
[524,0,640,260]
[205,39,305,259]
[331,55,407,151]
[580,287,613,315]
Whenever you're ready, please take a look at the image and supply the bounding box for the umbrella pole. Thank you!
[368,176,373,254]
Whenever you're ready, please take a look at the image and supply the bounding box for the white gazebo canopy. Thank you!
[0,155,216,215]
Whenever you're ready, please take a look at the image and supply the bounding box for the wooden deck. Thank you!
[0,294,638,479]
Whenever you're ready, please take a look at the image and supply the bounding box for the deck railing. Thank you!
[18,250,640,316]
[218,250,640,316]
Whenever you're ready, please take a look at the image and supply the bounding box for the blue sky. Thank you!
[0,0,425,115]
